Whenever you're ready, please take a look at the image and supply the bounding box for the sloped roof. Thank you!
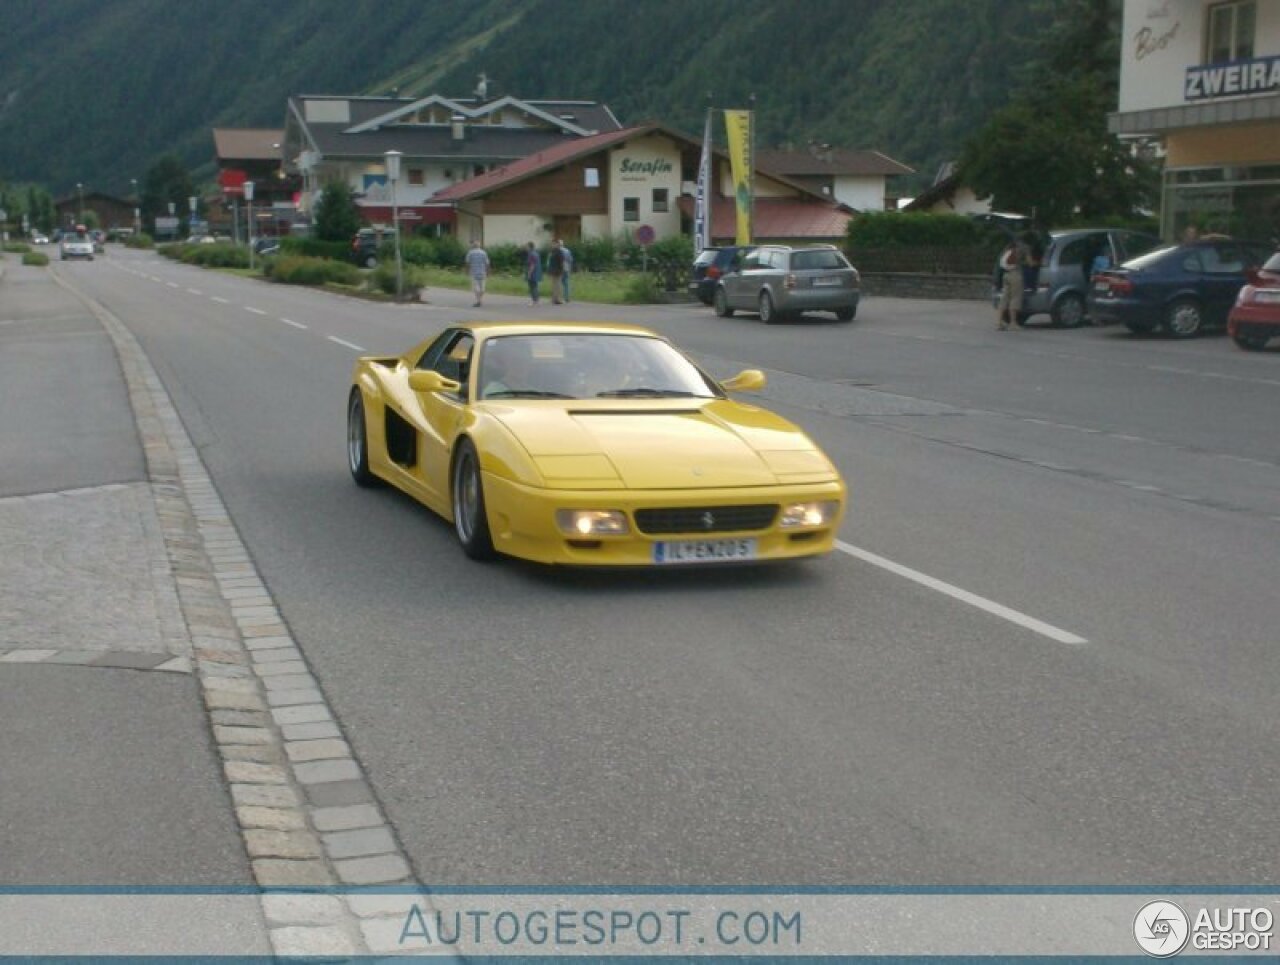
[757,148,913,178]
[287,94,622,163]
[213,128,284,161]
[430,126,643,201]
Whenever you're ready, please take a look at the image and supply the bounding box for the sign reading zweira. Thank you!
[723,110,753,246]
[1185,54,1280,101]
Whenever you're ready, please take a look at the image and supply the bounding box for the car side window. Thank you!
[1058,236,1097,267]
[1181,252,1204,274]
[1202,244,1244,274]
[434,334,475,387]
[741,251,762,271]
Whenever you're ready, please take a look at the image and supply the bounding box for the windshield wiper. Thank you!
[595,388,703,398]
[483,389,574,399]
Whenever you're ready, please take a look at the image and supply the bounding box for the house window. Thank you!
[1207,0,1255,63]
[473,164,486,177]
[652,188,669,213]
[408,168,424,186]
[623,197,639,222]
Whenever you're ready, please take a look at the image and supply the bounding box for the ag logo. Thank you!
[1134,900,1190,957]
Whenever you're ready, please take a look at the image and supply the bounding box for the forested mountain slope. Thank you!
[0,0,1039,194]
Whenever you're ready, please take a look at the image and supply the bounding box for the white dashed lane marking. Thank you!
[327,336,364,351]
[245,307,267,316]
[211,296,230,304]
[279,318,307,330]
[187,288,202,295]
[835,541,1089,645]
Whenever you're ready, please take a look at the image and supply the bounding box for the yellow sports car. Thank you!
[347,321,846,565]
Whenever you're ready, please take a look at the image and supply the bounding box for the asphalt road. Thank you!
[51,247,1280,886]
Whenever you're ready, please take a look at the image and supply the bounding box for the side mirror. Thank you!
[408,370,462,394]
[722,369,766,392]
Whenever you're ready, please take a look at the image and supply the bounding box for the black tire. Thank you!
[1051,292,1086,328]
[347,389,381,487]
[452,439,495,560]
[835,305,856,322]
[1164,298,1203,338]
[1233,333,1269,351]
[713,286,734,317]
[759,291,779,324]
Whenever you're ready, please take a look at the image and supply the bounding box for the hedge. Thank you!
[848,212,987,248]
[22,252,49,266]
[267,254,361,287]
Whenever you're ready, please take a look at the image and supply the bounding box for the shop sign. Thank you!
[618,157,674,182]
[1185,54,1280,101]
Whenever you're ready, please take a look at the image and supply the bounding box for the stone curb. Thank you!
[54,270,421,957]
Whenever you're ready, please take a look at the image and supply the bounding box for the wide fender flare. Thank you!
[455,414,546,491]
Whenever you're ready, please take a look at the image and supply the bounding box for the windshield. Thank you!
[478,333,719,401]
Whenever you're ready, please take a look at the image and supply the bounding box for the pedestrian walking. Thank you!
[995,240,1024,331]
[547,238,566,304]
[525,241,543,304]
[560,240,574,303]
[464,239,490,307]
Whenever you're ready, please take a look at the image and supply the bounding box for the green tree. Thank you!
[313,182,361,242]
[958,0,1157,225]
[142,156,196,236]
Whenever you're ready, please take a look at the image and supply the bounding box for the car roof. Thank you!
[468,320,657,339]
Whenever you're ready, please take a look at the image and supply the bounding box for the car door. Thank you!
[409,330,474,503]
[1196,243,1254,325]
[725,248,760,308]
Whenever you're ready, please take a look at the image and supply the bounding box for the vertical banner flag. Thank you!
[723,110,753,245]
[693,109,713,253]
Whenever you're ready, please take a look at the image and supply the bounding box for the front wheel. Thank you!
[1165,298,1203,338]
[759,291,779,324]
[713,287,734,317]
[1051,292,1086,328]
[347,389,380,487]
[452,440,495,560]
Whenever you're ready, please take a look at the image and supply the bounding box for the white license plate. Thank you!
[1094,281,1109,291]
[1256,290,1280,303]
[814,276,842,287]
[652,538,758,564]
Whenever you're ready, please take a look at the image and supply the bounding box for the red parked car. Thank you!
[1227,251,1280,351]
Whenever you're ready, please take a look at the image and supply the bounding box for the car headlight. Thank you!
[779,500,840,528]
[555,509,630,536]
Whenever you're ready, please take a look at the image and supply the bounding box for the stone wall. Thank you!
[859,272,991,301]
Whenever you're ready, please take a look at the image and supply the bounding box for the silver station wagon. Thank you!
[713,244,860,323]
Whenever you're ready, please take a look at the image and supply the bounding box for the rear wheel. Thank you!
[347,389,380,487]
[835,305,856,322]
[1051,292,1086,328]
[452,439,495,560]
[759,291,779,324]
[1233,332,1270,351]
[713,287,734,317]
[1165,298,1203,338]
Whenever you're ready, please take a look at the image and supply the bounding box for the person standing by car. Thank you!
[559,240,574,303]
[525,241,543,305]
[995,240,1024,331]
[465,239,490,308]
[547,238,566,304]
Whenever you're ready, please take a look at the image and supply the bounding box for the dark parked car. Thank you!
[1088,239,1274,338]
[1227,250,1280,350]
[689,246,747,305]
[1004,228,1160,327]
[713,244,860,323]
[350,227,391,268]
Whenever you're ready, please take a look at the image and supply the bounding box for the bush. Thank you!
[125,234,154,249]
[848,212,985,248]
[177,242,249,268]
[621,273,663,304]
[486,242,527,274]
[22,251,49,266]
[269,254,362,287]
[3,242,31,254]
[279,236,349,260]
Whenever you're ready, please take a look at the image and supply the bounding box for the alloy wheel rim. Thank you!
[347,396,363,472]
[1171,305,1199,334]
[455,454,477,540]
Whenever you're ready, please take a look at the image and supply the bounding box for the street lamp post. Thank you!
[385,150,403,299]
[244,181,255,271]
[76,183,84,224]
[130,179,140,236]
[188,195,197,238]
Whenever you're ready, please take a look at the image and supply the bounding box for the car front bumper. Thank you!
[1228,305,1280,339]
[482,474,847,566]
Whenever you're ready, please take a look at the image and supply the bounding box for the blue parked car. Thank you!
[1087,238,1274,338]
